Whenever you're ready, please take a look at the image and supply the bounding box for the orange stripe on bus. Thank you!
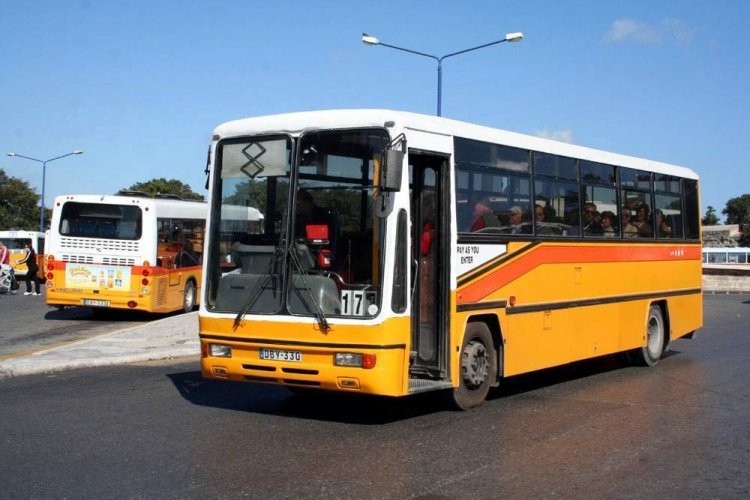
[457,244,701,304]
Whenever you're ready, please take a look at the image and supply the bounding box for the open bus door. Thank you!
[409,150,450,380]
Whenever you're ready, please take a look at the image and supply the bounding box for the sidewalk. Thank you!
[0,312,200,379]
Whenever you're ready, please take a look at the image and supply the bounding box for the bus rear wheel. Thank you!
[451,322,497,410]
[633,305,665,366]
[182,280,196,313]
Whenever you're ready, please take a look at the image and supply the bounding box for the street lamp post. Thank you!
[362,32,523,116]
[7,150,84,232]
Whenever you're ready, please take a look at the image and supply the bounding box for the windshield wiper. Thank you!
[289,244,331,334]
[231,240,331,334]
[232,245,284,330]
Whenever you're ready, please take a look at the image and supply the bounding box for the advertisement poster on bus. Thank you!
[65,264,131,291]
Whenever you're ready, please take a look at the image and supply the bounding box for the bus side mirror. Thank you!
[380,149,404,192]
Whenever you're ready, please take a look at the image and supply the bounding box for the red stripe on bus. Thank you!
[457,244,701,304]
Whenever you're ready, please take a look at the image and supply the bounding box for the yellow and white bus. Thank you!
[199,109,702,409]
[0,230,46,279]
[45,194,209,314]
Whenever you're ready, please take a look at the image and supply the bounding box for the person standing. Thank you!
[18,242,41,296]
[0,241,9,266]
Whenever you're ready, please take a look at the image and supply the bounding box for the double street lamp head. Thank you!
[361,31,524,116]
[7,150,84,160]
[361,32,524,46]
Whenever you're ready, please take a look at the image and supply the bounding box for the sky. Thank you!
[1,0,748,222]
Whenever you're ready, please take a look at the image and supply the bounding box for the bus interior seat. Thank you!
[232,244,275,273]
[230,243,315,274]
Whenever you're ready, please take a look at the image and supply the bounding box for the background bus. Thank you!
[199,109,702,409]
[45,194,209,314]
[703,247,750,265]
[0,230,46,279]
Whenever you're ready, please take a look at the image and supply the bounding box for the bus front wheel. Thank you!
[451,322,497,410]
[182,280,196,313]
[633,305,665,367]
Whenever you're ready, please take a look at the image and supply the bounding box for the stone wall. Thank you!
[702,265,750,293]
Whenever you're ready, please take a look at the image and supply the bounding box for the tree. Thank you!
[722,194,750,247]
[722,194,750,225]
[702,205,720,226]
[117,178,204,201]
[0,168,49,230]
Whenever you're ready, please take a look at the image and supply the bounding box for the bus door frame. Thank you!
[408,148,451,379]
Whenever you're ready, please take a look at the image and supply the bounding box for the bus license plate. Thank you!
[82,299,110,307]
[259,348,302,362]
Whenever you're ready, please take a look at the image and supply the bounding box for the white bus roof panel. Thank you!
[214,109,698,181]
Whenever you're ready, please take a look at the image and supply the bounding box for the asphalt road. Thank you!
[0,294,748,498]
[0,289,166,359]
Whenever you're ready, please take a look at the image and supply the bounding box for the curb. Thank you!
[0,312,200,379]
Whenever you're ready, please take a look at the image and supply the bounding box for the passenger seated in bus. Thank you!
[655,209,672,238]
[502,206,528,234]
[470,196,499,232]
[621,207,638,237]
[535,204,557,235]
[600,211,617,237]
[583,202,603,235]
[633,203,654,237]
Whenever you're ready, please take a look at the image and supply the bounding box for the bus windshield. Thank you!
[208,128,390,319]
[59,202,143,240]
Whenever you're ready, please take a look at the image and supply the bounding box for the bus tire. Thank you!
[451,322,497,410]
[182,280,196,313]
[633,304,665,367]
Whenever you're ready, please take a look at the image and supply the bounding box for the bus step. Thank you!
[408,378,453,394]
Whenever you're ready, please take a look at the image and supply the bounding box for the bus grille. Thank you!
[102,257,136,266]
[59,237,140,253]
[157,280,167,305]
[62,254,95,264]
[61,254,136,266]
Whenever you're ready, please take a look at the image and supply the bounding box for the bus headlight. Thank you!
[209,344,232,358]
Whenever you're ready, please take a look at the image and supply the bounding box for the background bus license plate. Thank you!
[82,299,110,307]
[259,348,302,362]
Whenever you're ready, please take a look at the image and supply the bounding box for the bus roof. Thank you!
[53,194,208,220]
[0,230,45,238]
[213,109,698,181]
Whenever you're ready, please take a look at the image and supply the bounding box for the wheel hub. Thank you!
[461,340,488,388]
